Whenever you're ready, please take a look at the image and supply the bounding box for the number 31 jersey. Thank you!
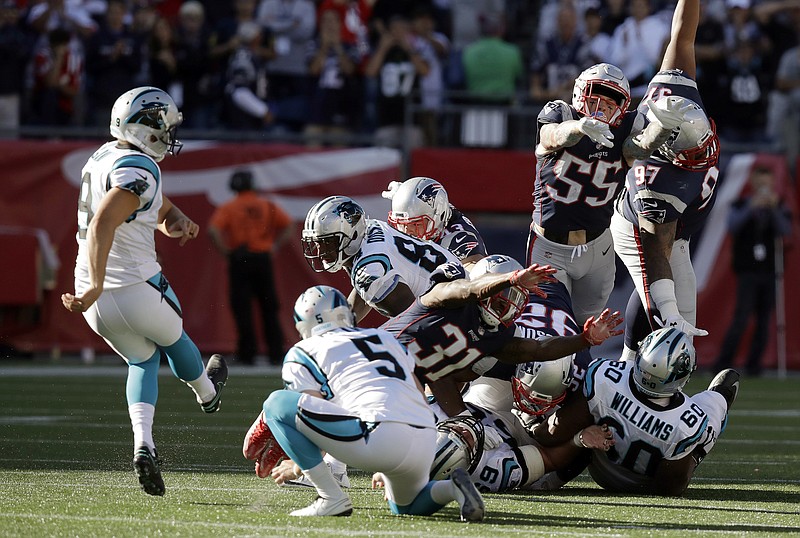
[583,358,715,487]
[350,220,461,311]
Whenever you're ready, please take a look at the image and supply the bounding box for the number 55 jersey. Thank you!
[582,358,728,492]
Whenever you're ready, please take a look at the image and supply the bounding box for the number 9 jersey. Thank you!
[350,220,461,311]
[582,358,728,492]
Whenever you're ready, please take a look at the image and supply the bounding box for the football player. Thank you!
[383,176,488,267]
[381,254,623,418]
[527,61,695,325]
[301,195,462,321]
[610,0,722,358]
[532,328,739,496]
[60,87,228,496]
[242,286,486,520]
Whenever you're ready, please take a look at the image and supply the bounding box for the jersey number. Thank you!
[551,154,623,206]
[352,335,406,380]
[393,236,449,273]
[407,323,483,382]
[77,172,94,240]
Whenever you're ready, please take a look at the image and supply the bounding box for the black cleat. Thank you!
[708,368,740,411]
[133,446,165,496]
[201,354,228,413]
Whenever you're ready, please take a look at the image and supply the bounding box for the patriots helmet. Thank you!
[302,196,367,273]
[650,96,720,171]
[387,176,452,242]
[110,86,183,162]
[469,254,529,328]
[293,285,355,339]
[633,327,697,398]
[572,63,631,127]
[512,356,573,416]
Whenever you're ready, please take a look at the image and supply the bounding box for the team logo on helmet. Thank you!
[333,201,363,226]
[418,183,443,208]
[128,102,167,129]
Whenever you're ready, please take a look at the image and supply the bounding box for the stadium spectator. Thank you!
[411,5,449,145]
[304,7,361,147]
[768,17,800,169]
[713,166,792,376]
[85,0,143,126]
[579,5,612,68]
[208,169,291,366]
[173,1,215,128]
[317,0,372,55]
[61,86,228,497]
[718,37,771,142]
[27,0,97,39]
[0,0,32,131]
[223,21,275,130]
[462,12,522,104]
[599,0,629,36]
[529,3,586,104]
[256,0,317,132]
[30,27,82,126]
[146,17,178,95]
[694,2,727,120]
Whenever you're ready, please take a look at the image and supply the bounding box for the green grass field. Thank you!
[2,361,799,538]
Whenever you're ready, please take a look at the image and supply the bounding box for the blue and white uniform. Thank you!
[582,357,727,492]
[527,100,644,324]
[350,219,461,314]
[611,70,720,345]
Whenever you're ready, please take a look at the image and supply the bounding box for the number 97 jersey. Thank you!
[351,220,461,310]
[582,358,723,490]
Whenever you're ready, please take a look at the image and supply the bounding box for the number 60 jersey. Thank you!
[582,358,725,492]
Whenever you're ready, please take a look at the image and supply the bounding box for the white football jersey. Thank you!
[583,358,721,490]
[349,220,461,311]
[282,327,435,428]
[74,142,163,293]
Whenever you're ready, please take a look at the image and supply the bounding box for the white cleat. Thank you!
[290,496,353,517]
[451,467,485,522]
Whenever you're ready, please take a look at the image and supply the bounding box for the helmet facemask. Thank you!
[301,233,352,273]
[387,177,450,241]
[388,212,439,241]
[511,376,567,416]
[572,64,631,127]
[479,285,528,328]
[659,118,720,171]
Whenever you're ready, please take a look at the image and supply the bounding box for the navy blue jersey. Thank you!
[533,101,640,231]
[483,281,591,395]
[619,70,720,240]
[381,299,514,384]
[439,206,488,261]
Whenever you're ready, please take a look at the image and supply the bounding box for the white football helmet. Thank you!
[633,327,696,398]
[469,254,528,328]
[430,415,485,480]
[293,285,355,339]
[572,63,631,127]
[387,177,452,241]
[651,97,720,171]
[301,196,367,273]
[512,356,573,416]
[110,86,183,162]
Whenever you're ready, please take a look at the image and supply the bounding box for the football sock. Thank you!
[389,481,445,516]
[129,402,156,451]
[163,331,204,381]
[126,351,160,406]
[302,461,347,500]
[429,479,457,505]
[263,390,324,470]
[323,453,347,476]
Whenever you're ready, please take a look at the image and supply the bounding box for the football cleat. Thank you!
[451,467,485,522]
[284,465,351,489]
[708,368,740,411]
[200,354,228,413]
[133,446,165,496]
[243,412,288,478]
[290,495,353,517]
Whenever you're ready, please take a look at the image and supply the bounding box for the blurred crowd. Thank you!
[0,0,799,157]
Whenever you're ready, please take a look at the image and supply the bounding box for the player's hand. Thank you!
[578,424,615,451]
[371,472,387,490]
[665,315,709,337]
[483,425,504,450]
[577,116,614,148]
[510,264,558,298]
[61,287,102,313]
[645,96,694,131]
[381,180,402,200]
[582,308,624,345]
[269,458,301,485]
[165,216,199,246]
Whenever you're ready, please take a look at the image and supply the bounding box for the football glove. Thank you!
[381,180,402,200]
[577,116,614,148]
[645,96,695,131]
[665,315,709,337]
[483,425,504,450]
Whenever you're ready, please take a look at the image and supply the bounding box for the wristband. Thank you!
[649,279,680,319]
[572,431,588,448]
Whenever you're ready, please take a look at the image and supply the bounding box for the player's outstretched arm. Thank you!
[421,264,557,309]
[539,117,614,155]
[660,0,699,77]
[532,391,595,447]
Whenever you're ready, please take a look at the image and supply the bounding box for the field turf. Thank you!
[1,361,798,537]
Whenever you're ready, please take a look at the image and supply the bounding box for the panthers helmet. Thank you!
[512,356,573,416]
[293,286,355,339]
[387,177,452,241]
[572,63,631,127]
[633,327,696,398]
[469,254,528,328]
[430,415,485,480]
[110,87,183,162]
[302,196,367,273]
[651,97,720,171]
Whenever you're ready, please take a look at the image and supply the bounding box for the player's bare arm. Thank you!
[660,0,699,76]
[532,390,595,447]
[494,308,623,365]
[61,187,138,313]
[650,453,698,496]
[421,264,557,309]
[638,217,677,283]
[623,121,675,164]
[538,118,614,156]
[372,282,417,318]
[158,194,199,246]
[348,288,372,323]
